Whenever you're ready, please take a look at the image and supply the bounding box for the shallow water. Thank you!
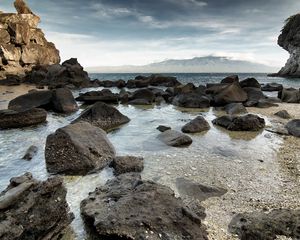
[0,84,299,239]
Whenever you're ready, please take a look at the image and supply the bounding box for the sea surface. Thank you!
[0,73,299,239]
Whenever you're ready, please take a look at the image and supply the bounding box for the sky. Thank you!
[1,0,300,68]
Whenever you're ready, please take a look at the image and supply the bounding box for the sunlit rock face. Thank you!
[0,0,60,79]
[276,14,300,77]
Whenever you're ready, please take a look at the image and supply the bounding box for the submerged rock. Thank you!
[0,108,47,129]
[158,129,193,147]
[0,172,73,239]
[111,156,144,175]
[81,173,208,240]
[213,114,265,131]
[22,145,38,160]
[286,119,300,137]
[73,102,130,131]
[181,116,210,133]
[45,121,116,175]
[156,125,171,132]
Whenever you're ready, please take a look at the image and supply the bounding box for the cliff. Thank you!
[273,13,300,78]
[0,0,60,79]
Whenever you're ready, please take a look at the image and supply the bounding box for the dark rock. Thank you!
[73,102,130,131]
[0,75,21,86]
[0,172,73,240]
[286,119,300,137]
[274,110,291,119]
[214,83,248,106]
[256,99,279,108]
[182,116,210,133]
[239,78,261,89]
[80,173,208,240]
[130,88,155,104]
[128,98,153,105]
[206,83,229,95]
[229,209,300,240]
[172,93,210,108]
[148,74,181,87]
[22,145,38,160]
[261,83,283,92]
[158,129,193,147]
[76,90,119,104]
[8,90,52,111]
[243,87,265,107]
[176,178,227,201]
[51,88,78,113]
[212,114,265,131]
[157,125,171,132]
[220,75,239,84]
[45,121,116,175]
[278,88,300,103]
[111,156,144,175]
[0,108,47,129]
[174,83,196,95]
[225,103,247,115]
[126,79,149,88]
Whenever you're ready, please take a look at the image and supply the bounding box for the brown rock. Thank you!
[14,0,33,14]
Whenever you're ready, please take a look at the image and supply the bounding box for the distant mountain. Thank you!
[87,56,278,73]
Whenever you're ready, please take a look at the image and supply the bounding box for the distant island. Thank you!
[86,56,278,73]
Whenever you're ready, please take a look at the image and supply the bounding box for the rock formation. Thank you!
[0,0,60,79]
[272,14,300,77]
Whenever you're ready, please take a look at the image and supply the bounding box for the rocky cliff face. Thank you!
[275,14,300,77]
[0,0,60,79]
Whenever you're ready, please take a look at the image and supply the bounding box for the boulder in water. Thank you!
[286,119,300,137]
[111,156,144,175]
[158,129,193,147]
[181,116,210,133]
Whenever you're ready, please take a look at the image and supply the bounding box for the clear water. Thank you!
[0,73,299,239]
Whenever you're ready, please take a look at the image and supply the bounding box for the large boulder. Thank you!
[76,90,119,104]
[0,108,47,129]
[286,119,300,137]
[73,102,130,131]
[148,74,181,87]
[80,173,208,240]
[111,156,144,175]
[278,88,300,103]
[45,121,116,175]
[174,83,196,95]
[51,88,78,113]
[239,78,261,89]
[212,114,265,131]
[172,93,210,108]
[182,116,210,133]
[214,83,248,106]
[243,87,265,106]
[220,75,239,84]
[261,83,283,92]
[129,88,156,105]
[0,172,73,240]
[158,129,193,147]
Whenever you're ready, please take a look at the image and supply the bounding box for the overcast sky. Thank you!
[1,0,299,68]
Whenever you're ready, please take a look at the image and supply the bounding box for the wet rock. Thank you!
[176,178,227,201]
[256,99,279,108]
[214,83,248,106]
[0,75,21,86]
[148,74,181,87]
[229,209,300,240]
[278,88,300,103]
[73,102,130,131]
[80,173,208,240]
[261,83,283,92]
[111,156,144,175]
[181,116,210,133]
[239,78,261,89]
[45,121,116,175]
[0,172,73,240]
[212,114,265,131]
[129,88,156,105]
[51,88,78,113]
[286,119,300,137]
[174,83,196,95]
[76,89,119,104]
[157,125,171,132]
[225,103,247,115]
[158,129,193,147]
[22,145,38,160]
[206,83,229,95]
[221,75,239,84]
[243,87,265,107]
[8,90,52,111]
[274,110,291,119]
[172,93,210,108]
[0,108,47,129]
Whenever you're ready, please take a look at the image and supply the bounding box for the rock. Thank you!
[224,103,247,115]
[214,83,248,106]
[221,75,239,84]
[130,88,155,104]
[206,83,229,95]
[126,78,149,88]
[174,83,196,95]
[0,108,47,129]
[0,74,21,86]
[278,88,300,103]
[286,119,300,137]
[256,99,279,108]
[243,87,265,107]
[51,88,78,113]
[45,121,116,175]
[8,90,52,111]
[148,74,181,87]
[229,209,300,240]
[76,90,119,104]
[212,114,265,131]
[111,156,144,175]
[157,125,171,132]
[172,93,210,108]
[22,145,38,160]
[261,83,283,92]
[73,102,130,131]
[128,98,153,105]
[14,0,33,14]
[239,78,261,89]
[274,110,291,119]
[0,172,73,239]
[80,173,208,240]
[158,129,193,147]
[182,116,210,133]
